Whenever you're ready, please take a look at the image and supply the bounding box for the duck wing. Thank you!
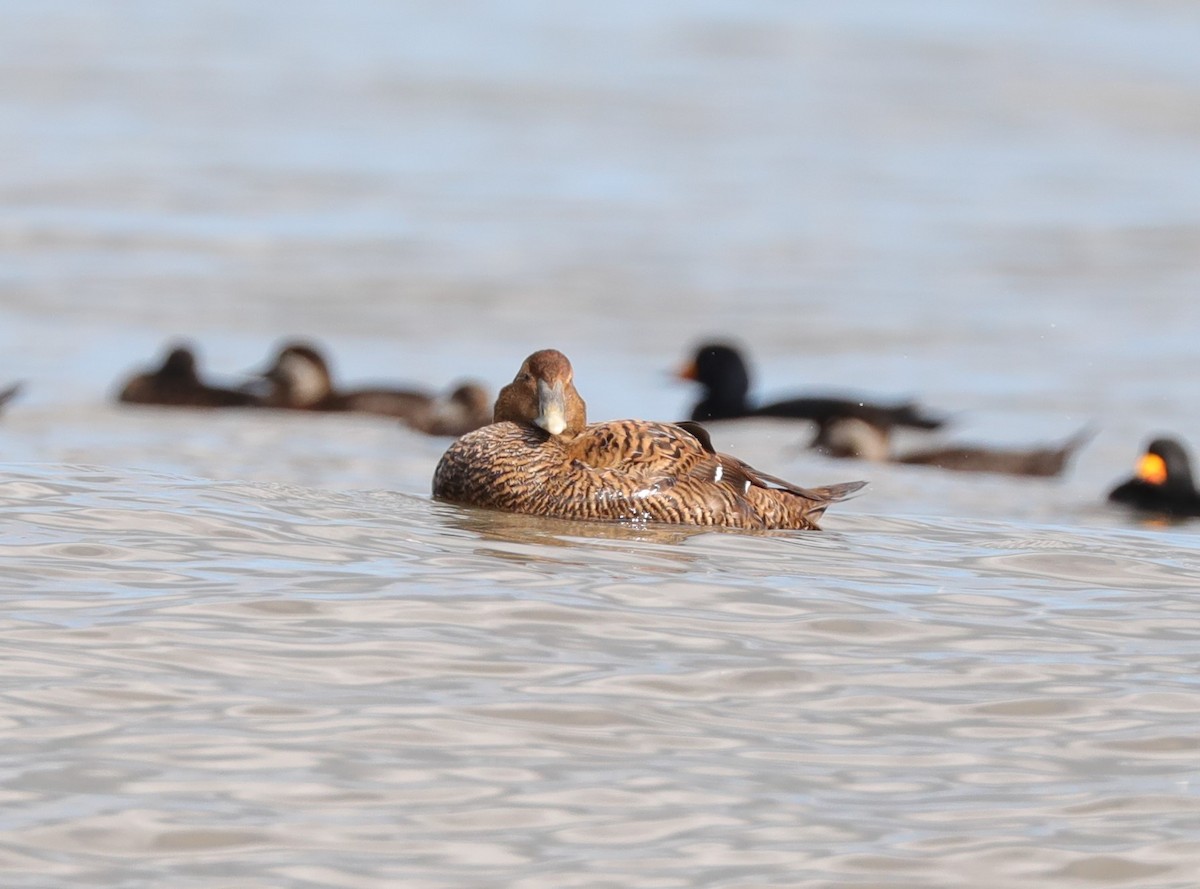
[574,420,865,505]
[676,420,865,501]
[566,420,712,477]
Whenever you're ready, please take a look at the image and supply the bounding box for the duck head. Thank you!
[158,346,201,383]
[678,342,752,420]
[262,342,334,407]
[426,382,492,435]
[494,349,587,437]
[446,382,491,416]
[1136,438,1195,492]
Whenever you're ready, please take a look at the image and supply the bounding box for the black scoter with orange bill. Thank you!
[1108,437,1200,517]
[678,343,945,435]
[433,349,864,530]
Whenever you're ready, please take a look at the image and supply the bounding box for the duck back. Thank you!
[434,419,863,530]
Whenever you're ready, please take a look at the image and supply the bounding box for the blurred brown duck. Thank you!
[678,343,946,436]
[116,344,258,408]
[415,383,493,437]
[258,342,490,434]
[1108,437,1200,517]
[814,417,1094,477]
[433,349,865,530]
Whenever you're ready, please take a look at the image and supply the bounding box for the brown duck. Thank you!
[433,350,865,530]
[413,383,493,437]
[258,342,490,435]
[258,342,431,417]
[813,416,1094,477]
[116,344,259,408]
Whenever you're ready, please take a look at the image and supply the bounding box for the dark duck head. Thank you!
[261,342,334,408]
[677,342,751,421]
[158,346,202,384]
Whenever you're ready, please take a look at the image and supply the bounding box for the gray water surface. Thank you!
[3,1,1200,886]
[2,458,1199,887]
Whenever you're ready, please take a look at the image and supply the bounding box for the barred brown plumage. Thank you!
[432,350,865,530]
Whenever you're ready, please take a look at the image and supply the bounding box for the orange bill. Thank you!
[676,361,698,381]
[1136,452,1167,485]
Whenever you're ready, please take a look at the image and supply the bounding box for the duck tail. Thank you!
[807,480,868,503]
[0,382,22,409]
[1060,424,1099,456]
[794,479,867,525]
[894,403,945,431]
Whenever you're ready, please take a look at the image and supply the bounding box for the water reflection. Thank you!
[434,500,707,546]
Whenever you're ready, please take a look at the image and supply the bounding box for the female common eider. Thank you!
[433,349,864,530]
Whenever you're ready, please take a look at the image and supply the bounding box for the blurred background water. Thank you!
[2,1,1200,886]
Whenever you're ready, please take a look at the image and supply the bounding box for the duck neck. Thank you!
[1166,465,1197,496]
[693,378,749,421]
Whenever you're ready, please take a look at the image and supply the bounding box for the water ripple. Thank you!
[1,461,1199,887]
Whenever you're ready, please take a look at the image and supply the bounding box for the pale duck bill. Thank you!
[535,378,568,435]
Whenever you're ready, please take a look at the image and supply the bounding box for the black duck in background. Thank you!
[116,344,259,408]
[678,343,946,436]
[815,417,1095,478]
[1108,437,1200,518]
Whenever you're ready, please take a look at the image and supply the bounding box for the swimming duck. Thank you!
[258,342,492,433]
[408,383,493,437]
[815,417,1094,478]
[433,349,865,530]
[1108,437,1200,517]
[678,343,946,436]
[116,344,259,408]
[256,342,427,417]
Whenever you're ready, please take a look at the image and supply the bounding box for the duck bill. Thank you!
[1136,453,1167,485]
[535,379,568,435]
[676,361,698,381]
